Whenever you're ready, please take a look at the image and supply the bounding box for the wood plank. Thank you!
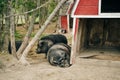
[75,6,98,15]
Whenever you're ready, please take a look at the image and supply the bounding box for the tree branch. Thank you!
[4,0,50,18]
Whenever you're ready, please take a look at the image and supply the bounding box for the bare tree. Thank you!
[19,0,66,65]
[0,15,3,51]
[3,1,10,53]
[9,0,18,59]
[37,0,41,28]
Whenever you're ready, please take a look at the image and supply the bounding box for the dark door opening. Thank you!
[85,18,120,49]
[79,18,120,61]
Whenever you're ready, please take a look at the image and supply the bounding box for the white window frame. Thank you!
[99,0,120,17]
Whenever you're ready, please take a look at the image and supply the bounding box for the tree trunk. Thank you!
[9,0,18,59]
[24,0,30,29]
[17,12,36,57]
[24,14,29,29]
[19,0,66,65]
[37,0,41,28]
[3,19,10,53]
[0,15,3,51]
[3,1,10,53]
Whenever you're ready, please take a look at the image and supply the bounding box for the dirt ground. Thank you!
[0,22,120,80]
[0,52,120,80]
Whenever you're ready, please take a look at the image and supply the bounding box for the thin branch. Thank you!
[4,0,50,18]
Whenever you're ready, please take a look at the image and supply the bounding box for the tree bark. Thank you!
[24,2,29,29]
[37,0,41,28]
[19,0,66,65]
[3,1,10,53]
[0,15,3,51]
[9,0,18,59]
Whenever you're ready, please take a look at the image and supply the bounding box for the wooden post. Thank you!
[67,15,70,33]
[70,18,87,64]
[70,18,79,64]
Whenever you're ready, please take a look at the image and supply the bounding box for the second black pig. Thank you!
[47,43,71,67]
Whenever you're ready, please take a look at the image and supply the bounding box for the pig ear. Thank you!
[48,40,53,46]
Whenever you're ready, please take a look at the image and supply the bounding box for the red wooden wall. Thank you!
[74,0,98,15]
[60,16,68,31]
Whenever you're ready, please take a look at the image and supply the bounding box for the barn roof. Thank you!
[71,0,120,18]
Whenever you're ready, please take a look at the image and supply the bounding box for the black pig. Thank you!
[8,41,22,54]
[47,43,71,67]
[36,34,68,57]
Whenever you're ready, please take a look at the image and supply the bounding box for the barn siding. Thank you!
[60,16,68,31]
[74,0,98,15]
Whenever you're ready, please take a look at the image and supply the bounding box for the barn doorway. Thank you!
[78,18,120,61]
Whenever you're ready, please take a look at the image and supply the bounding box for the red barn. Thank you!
[70,0,120,64]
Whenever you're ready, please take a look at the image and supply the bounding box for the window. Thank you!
[101,0,120,13]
